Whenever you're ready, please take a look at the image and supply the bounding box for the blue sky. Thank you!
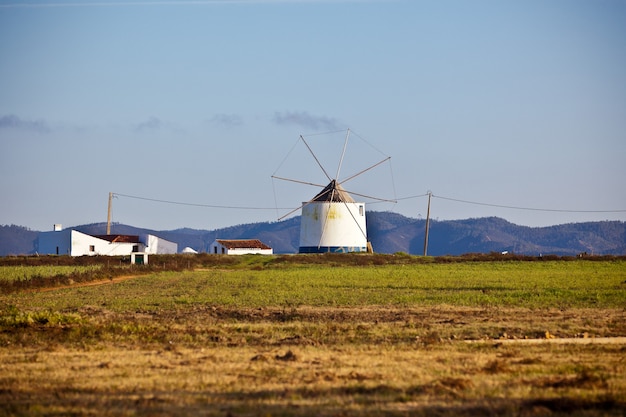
[1,0,625,232]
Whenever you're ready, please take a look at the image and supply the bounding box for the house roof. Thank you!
[216,239,272,250]
[311,180,355,203]
[93,235,140,243]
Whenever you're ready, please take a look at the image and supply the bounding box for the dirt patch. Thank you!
[31,274,144,293]
[477,337,626,345]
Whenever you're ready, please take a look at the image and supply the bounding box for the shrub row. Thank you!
[2,252,624,294]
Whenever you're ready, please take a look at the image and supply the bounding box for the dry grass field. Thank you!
[0,254,625,416]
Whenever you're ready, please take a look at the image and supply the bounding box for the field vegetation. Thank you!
[0,253,625,416]
[0,265,103,283]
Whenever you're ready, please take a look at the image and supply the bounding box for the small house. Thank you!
[210,239,273,255]
[38,226,177,256]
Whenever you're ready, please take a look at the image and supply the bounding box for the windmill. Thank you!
[272,129,396,253]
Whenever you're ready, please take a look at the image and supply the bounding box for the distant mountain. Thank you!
[373,216,626,256]
[2,213,625,256]
[0,225,38,256]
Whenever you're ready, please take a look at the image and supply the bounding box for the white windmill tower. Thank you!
[272,129,395,254]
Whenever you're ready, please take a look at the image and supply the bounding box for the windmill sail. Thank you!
[273,129,393,254]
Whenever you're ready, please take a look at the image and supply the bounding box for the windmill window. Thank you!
[359,205,364,216]
[89,245,95,252]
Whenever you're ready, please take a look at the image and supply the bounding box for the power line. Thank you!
[389,192,625,214]
[113,191,626,215]
[431,194,626,214]
[395,193,430,201]
[113,192,290,211]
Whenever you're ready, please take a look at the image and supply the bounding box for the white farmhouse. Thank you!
[210,239,273,255]
[38,226,177,256]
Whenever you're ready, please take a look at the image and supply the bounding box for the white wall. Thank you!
[39,230,139,256]
[227,247,273,255]
[141,234,178,254]
[299,202,367,252]
[210,240,272,255]
[39,230,177,256]
[70,231,139,256]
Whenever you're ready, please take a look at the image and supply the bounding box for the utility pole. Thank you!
[423,191,432,256]
[106,192,113,235]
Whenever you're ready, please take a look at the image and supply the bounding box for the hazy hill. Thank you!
[0,225,38,256]
[2,213,625,256]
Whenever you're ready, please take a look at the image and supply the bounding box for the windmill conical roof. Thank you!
[311,180,355,203]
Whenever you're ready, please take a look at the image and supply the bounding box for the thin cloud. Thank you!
[209,113,244,127]
[0,114,50,133]
[273,111,341,131]
[134,116,162,133]
[133,116,184,134]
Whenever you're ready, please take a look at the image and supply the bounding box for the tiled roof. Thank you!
[216,239,272,249]
[93,235,140,243]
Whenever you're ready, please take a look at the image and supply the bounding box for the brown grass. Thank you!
[1,255,625,416]
[1,342,623,416]
[0,305,625,416]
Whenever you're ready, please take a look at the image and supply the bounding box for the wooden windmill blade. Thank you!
[271,175,327,189]
[336,188,398,204]
[339,156,391,186]
[301,135,333,183]
[272,129,394,253]
[278,185,332,221]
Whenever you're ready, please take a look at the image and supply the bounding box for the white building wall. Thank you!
[299,202,367,253]
[39,230,140,256]
[141,234,178,254]
[70,231,139,256]
[210,240,273,255]
[212,241,227,254]
[39,230,177,256]
[227,247,273,255]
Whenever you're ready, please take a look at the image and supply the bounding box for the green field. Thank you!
[0,265,102,282]
[0,255,625,416]
[4,259,624,309]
